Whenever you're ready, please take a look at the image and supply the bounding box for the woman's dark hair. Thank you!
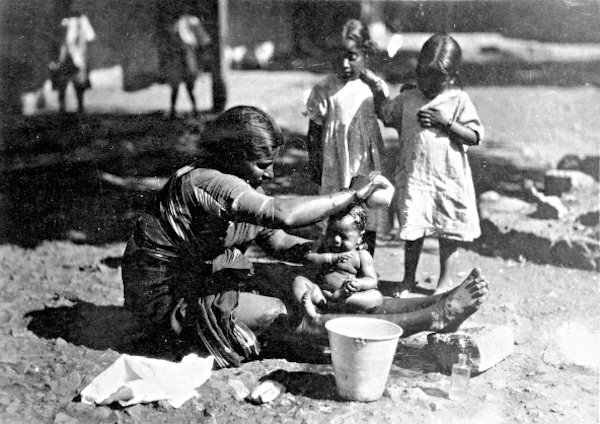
[329,203,367,232]
[341,19,376,56]
[417,33,462,85]
[199,106,284,163]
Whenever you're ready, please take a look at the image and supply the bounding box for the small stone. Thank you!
[65,230,87,244]
[428,325,514,374]
[532,193,568,219]
[228,379,250,401]
[544,169,596,196]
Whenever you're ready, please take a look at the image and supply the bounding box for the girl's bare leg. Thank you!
[58,86,67,113]
[170,84,179,118]
[185,81,197,115]
[296,267,489,337]
[75,86,85,113]
[437,238,459,293]
[292,276,326,307]
[396,237,424,296]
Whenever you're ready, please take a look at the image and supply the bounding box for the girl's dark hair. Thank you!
[342,19,376,56]
[329,204,367,232]
[417,33,462,83]
[199,106,284,163]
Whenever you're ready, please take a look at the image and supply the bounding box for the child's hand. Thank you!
[343,277,360,294]
[417,107,452,129]
[359,69,382,87]
[334,252,353,264]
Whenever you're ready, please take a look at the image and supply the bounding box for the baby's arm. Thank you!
[342,250,378,293]
[304,251,353,265]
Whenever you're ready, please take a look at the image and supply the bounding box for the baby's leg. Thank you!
[343,289,384,312]
[292,275,327,306]
[293,275,313,301]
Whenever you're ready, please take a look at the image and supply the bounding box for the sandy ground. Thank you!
[2,42,600,423]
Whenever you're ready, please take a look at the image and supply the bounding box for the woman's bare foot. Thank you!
[434,278,454,294]
[431,267,489,333]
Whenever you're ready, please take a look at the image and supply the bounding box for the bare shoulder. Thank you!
[356,248,374,264]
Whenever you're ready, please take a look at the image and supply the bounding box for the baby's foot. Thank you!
[301,291,319,320]
[311,290,328,310]
[294,292,325,338]
[432,268,489,333]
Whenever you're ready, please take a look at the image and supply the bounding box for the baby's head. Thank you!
[416,33,462,99]
[324,204,367,252]
[335,19,376,81]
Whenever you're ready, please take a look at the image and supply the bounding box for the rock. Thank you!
[427,325,514,375]
[580,156,600,181]
[478,191,534,214]
[544,169,596,196]
[529,187,568,219]
[557,154,599,181]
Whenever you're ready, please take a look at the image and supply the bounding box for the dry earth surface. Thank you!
[1,35,599,423]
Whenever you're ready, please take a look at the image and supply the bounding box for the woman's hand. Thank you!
[417,107,452,129]
[334,252,353,264]
[349,175,378,201]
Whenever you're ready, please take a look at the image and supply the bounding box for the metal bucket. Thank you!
[325,317,403,402]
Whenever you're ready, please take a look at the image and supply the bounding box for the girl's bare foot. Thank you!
[431,267,489,333]
[393,280,415,298]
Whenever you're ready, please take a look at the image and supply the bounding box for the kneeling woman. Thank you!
[122,106,489,368]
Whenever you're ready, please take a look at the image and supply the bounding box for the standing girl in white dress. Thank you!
[361,33,484,294]
[305,19,385,256]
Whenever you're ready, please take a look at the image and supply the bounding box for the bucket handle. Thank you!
[354,338,367,348]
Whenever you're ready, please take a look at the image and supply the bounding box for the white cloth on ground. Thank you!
[80,354,213,408]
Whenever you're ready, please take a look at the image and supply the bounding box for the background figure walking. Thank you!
[163,14,211,118]
[49,12,95,113]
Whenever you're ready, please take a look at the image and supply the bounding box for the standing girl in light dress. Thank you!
[361,33,484,295]
[305,19,385,256]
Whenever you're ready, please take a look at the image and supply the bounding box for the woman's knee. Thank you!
[236,293,287,333]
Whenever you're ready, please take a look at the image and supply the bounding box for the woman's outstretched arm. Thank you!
[264,175,382,229]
